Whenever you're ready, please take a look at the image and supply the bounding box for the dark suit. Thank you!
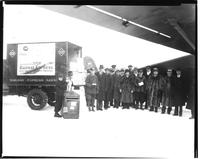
[55,79,67,113]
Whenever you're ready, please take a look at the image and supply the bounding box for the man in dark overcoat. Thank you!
[85,68,99,111]
[113,70,121,108]
[120,69,134,109]
[147,68,164,112]
[132,67,138,109]
[186,74,195,119]
[172,69,187,116]
[95,65,105,111]
[135,69,146,110]
[104,68,112,109]
[54,73,67,117]
[161,69,174,114]
[109,67,116,106]
[144,66,152,109]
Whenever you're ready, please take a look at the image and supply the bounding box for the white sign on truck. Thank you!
[17,43,56,76]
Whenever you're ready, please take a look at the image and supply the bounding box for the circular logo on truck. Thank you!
[23,46,28,51]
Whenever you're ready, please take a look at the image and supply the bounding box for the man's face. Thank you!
[125,72,130,77]
[167,71,172,77]
[58,76,63,81]
[146,68,151,73]
[176,71,181,76]
[134,69,138,75]
[99,68,104,73]
[153,71,158,77]
[139,72,143,77]
[105,70,109,74]
[91,70,95,75]
[116,71,120,76]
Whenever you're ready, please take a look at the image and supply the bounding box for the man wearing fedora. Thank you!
[96,65,105,111]
[161,68,174,114]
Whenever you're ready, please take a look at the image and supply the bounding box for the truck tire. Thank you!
[27,89,48,110]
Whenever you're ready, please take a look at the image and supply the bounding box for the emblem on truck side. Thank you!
[9,50,16,57]
[23,46,28,51]
[58,48,65,56]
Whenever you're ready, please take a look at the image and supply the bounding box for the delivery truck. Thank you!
[4,41,85,110]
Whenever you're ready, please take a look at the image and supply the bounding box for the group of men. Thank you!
[85,65,195,119]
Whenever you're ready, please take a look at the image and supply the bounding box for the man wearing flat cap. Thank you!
[85,68,99,111]
[161,68,174,114]
[146,67,164,112]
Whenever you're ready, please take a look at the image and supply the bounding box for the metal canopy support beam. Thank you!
[168,18,195,51]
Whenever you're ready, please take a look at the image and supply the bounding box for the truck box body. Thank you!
[5,41,83,110]
[7,41,82,86]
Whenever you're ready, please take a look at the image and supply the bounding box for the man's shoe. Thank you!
[54,113,62,117]
[189,116,194,119]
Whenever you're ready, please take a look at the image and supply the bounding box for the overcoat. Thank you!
[162,76,174,107]
[85,74,99,95]
[147,75,164,107]
[96,72,106,101]
[172,76,187,106]
[135,75,146,93]
[120,76,133,103]
[113,74,121,100]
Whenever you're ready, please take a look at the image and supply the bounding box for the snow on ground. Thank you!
[2,88,194,158]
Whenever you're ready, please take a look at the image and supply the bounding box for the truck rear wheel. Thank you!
[27,89,48,110]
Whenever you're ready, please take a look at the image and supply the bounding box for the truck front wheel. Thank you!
[27,89,48,110]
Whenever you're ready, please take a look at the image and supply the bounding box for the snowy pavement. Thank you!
[2,88,194,158]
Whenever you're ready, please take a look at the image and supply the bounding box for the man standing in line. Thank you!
[132,67,138,109]
[172,69,187,116]
[161,69,174,114]
[54,73,67,117]
[113,70,121,108]
[147,68,164,112]
[85,68,99,112]
[144,66,152,109]
[104,68,112,109]
[135,69,146,110]
[96,65,105,111]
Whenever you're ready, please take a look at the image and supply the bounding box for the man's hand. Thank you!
[119,89,122,93]
[131,90,134,93]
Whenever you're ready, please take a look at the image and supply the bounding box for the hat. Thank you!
[111,65,116,68]
[115,69,120,73]
[133,67,138,71]
[153,67,159,72]
[87,69,91,73]
[146,66,151,70]
[167,68,173,72]
[125,69,130,73]
[138,69,143,73]
[99,65,104,69]
[105,68,109,71]
[176,68,182,71]
[120,69,125,72]
[128,65,133,68]
[58,73,64,77]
